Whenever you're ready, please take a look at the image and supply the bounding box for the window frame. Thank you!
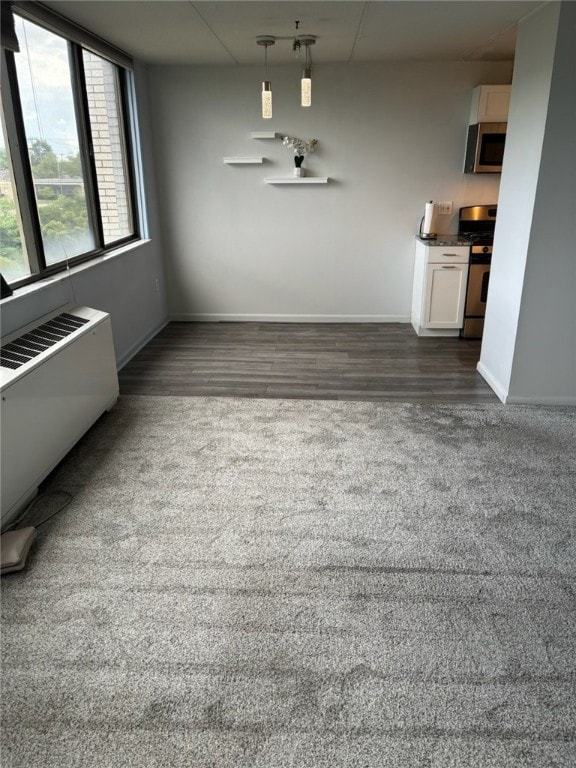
[1,2,141,290]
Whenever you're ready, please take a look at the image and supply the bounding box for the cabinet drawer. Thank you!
[426,246,469,264]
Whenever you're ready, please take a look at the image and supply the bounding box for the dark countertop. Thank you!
[416,234,471,246]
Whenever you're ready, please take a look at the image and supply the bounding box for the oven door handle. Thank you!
[480,270,490,302]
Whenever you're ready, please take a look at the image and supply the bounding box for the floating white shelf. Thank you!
[223,157,264,164]
[265,177,329,184]
[251,131,281,139]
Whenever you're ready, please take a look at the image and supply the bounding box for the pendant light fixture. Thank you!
[257,36,275,119]
[255,27,317,116]
[299,37,315,107]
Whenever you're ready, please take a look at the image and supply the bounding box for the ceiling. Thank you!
[42,1,544,66]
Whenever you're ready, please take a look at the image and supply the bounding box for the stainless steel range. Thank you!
[458,205,497,339]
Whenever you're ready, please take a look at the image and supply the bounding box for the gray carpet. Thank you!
[1,396,575,767]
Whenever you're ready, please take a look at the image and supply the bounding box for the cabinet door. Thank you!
[423,264,468,328]
[477,85,511,122]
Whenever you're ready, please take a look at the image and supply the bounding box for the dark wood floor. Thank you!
[118,322,498,403]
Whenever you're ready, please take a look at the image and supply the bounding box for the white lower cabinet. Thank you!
[423,263,468,327]
[411,241,469,336]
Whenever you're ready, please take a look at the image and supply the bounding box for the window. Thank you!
[0,4,140,288]
[83,51,134,245]
[0,105,29,282]
[14,16,94,265]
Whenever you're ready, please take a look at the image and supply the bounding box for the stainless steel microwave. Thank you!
[464,122,507,173]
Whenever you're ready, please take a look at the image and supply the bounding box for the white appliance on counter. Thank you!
[411,240,470,336]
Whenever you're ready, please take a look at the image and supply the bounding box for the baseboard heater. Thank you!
[0,306,119,530]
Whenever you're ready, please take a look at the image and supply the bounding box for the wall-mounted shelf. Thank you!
[223,157,264,164]
[251,131,281,139]
[265,177,329,184]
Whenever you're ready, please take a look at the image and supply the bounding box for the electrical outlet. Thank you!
[438,201,453,215]
[154,278,160,293]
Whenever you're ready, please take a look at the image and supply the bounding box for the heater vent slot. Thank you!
[0,313,88,370]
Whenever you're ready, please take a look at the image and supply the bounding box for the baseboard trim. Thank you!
[410,320,460,337]
[168,313,411,323]
[505,395,576,406]
[476,361,507,404]
[117,318,168,370]
[477,361,576,406]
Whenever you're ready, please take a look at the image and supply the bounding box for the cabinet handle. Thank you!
[442,253,460,257]
[441,265,457,269]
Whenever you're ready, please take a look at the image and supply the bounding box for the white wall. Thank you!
[479,2,576,405]
[0,63,168,368]
[148,60,511,321]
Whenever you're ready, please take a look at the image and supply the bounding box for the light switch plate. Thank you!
[438,201,453,215]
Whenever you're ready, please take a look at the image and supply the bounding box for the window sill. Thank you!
[1,239,151,305]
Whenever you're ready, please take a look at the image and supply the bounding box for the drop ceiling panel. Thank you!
[195,1,366,64]
[41,0,544,65]
[355,1,538,61]
[45,1,235,64]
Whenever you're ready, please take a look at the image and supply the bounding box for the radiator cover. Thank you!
[1,306,119,529]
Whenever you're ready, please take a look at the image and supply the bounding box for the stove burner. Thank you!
[460,231,494,245]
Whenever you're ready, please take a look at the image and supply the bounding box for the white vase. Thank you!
[294,167,304,178]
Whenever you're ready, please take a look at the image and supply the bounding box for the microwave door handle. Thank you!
[475,126,484,171]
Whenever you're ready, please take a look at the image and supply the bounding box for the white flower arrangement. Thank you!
[282,136,318,158]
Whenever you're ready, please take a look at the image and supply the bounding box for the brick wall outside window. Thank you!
[84,54,131,243]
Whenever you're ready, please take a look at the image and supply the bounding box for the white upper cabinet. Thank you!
[469,85,511,124]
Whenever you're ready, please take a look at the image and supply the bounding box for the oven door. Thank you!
[466,263,491,316]
[461,263,491,338]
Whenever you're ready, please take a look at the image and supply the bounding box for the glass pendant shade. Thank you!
[301,68,312,107]
[262,81,272,119]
